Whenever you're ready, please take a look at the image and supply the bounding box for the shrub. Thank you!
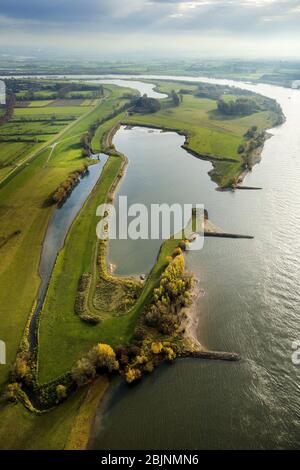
[13,356,28,381]
[71,357,96,387]
[87,343,119,372]
[125,367,142,383]
[4,383,20,402]
[56,384,67,402]
[143,361,154,373]
[151,342,163,355]
[136,355,148,365]
[164,346,176,362]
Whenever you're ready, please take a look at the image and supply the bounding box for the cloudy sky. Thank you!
[1,0,300,58]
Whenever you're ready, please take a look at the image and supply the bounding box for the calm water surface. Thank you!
[90,76,300,449]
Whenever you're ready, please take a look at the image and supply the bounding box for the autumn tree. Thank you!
[56,384,67,402]
[71,357,96,386]
[87,343,119,372]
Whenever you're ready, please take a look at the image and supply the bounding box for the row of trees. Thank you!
[0,90,15,124]
[72,343,119,386]
[51,165,88,206]
[130,94,161,114]
[217,98,258,116]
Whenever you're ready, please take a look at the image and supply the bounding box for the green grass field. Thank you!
[0,388,87,450]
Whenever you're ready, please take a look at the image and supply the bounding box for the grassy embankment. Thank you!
[122,80,282,187]
[0,84,135,449]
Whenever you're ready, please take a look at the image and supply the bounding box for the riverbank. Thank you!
[65,376,109,450]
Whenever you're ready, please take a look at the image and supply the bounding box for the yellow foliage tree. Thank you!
[88,343,119,372]
[125,367,142,383]
[143,361,154,373]
[14,357,28,379]
[136,355,148,365]
[151,342,163,354]
[56,384,67,401]
[163,346,176,362]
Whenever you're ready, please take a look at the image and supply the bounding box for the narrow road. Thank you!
[44,132,84,167]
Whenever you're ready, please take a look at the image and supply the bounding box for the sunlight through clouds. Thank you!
[0,0,299,57]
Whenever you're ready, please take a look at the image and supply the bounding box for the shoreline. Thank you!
[65,376,110,450]
[181,277,206,352]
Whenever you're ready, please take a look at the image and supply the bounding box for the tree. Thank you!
[4,383,20,402]
[151,342,163,354]
[171,90,180,107]
[143,361,154,373]
[72,357,96,386]
[56,384,67,402]
[87,343,119,372]
[164,346,176,362]
[13,356,28,380]
[125,367,142,383]
[130,95,161,114]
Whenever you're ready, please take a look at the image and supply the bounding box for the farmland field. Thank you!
[14,106,89,117]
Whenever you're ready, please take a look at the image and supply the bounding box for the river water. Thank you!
[90,76,300,449]
[29,155,108,346]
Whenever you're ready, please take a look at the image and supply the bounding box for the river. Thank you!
[88,75,300,449]
[29,155,108,347]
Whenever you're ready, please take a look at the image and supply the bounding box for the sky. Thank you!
[0,0,300,58]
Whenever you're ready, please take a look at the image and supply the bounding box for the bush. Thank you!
[56,384,67,402]
[71,357,96,387]
[164,346,176,362]
[13,355,29,381]
[4,383,20,402]
[130,95,161,114]
[151,342,163,354]
[87,343,119,372]
[125,367,142,383]
[143,361,154,373]
[80,314,100,325]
